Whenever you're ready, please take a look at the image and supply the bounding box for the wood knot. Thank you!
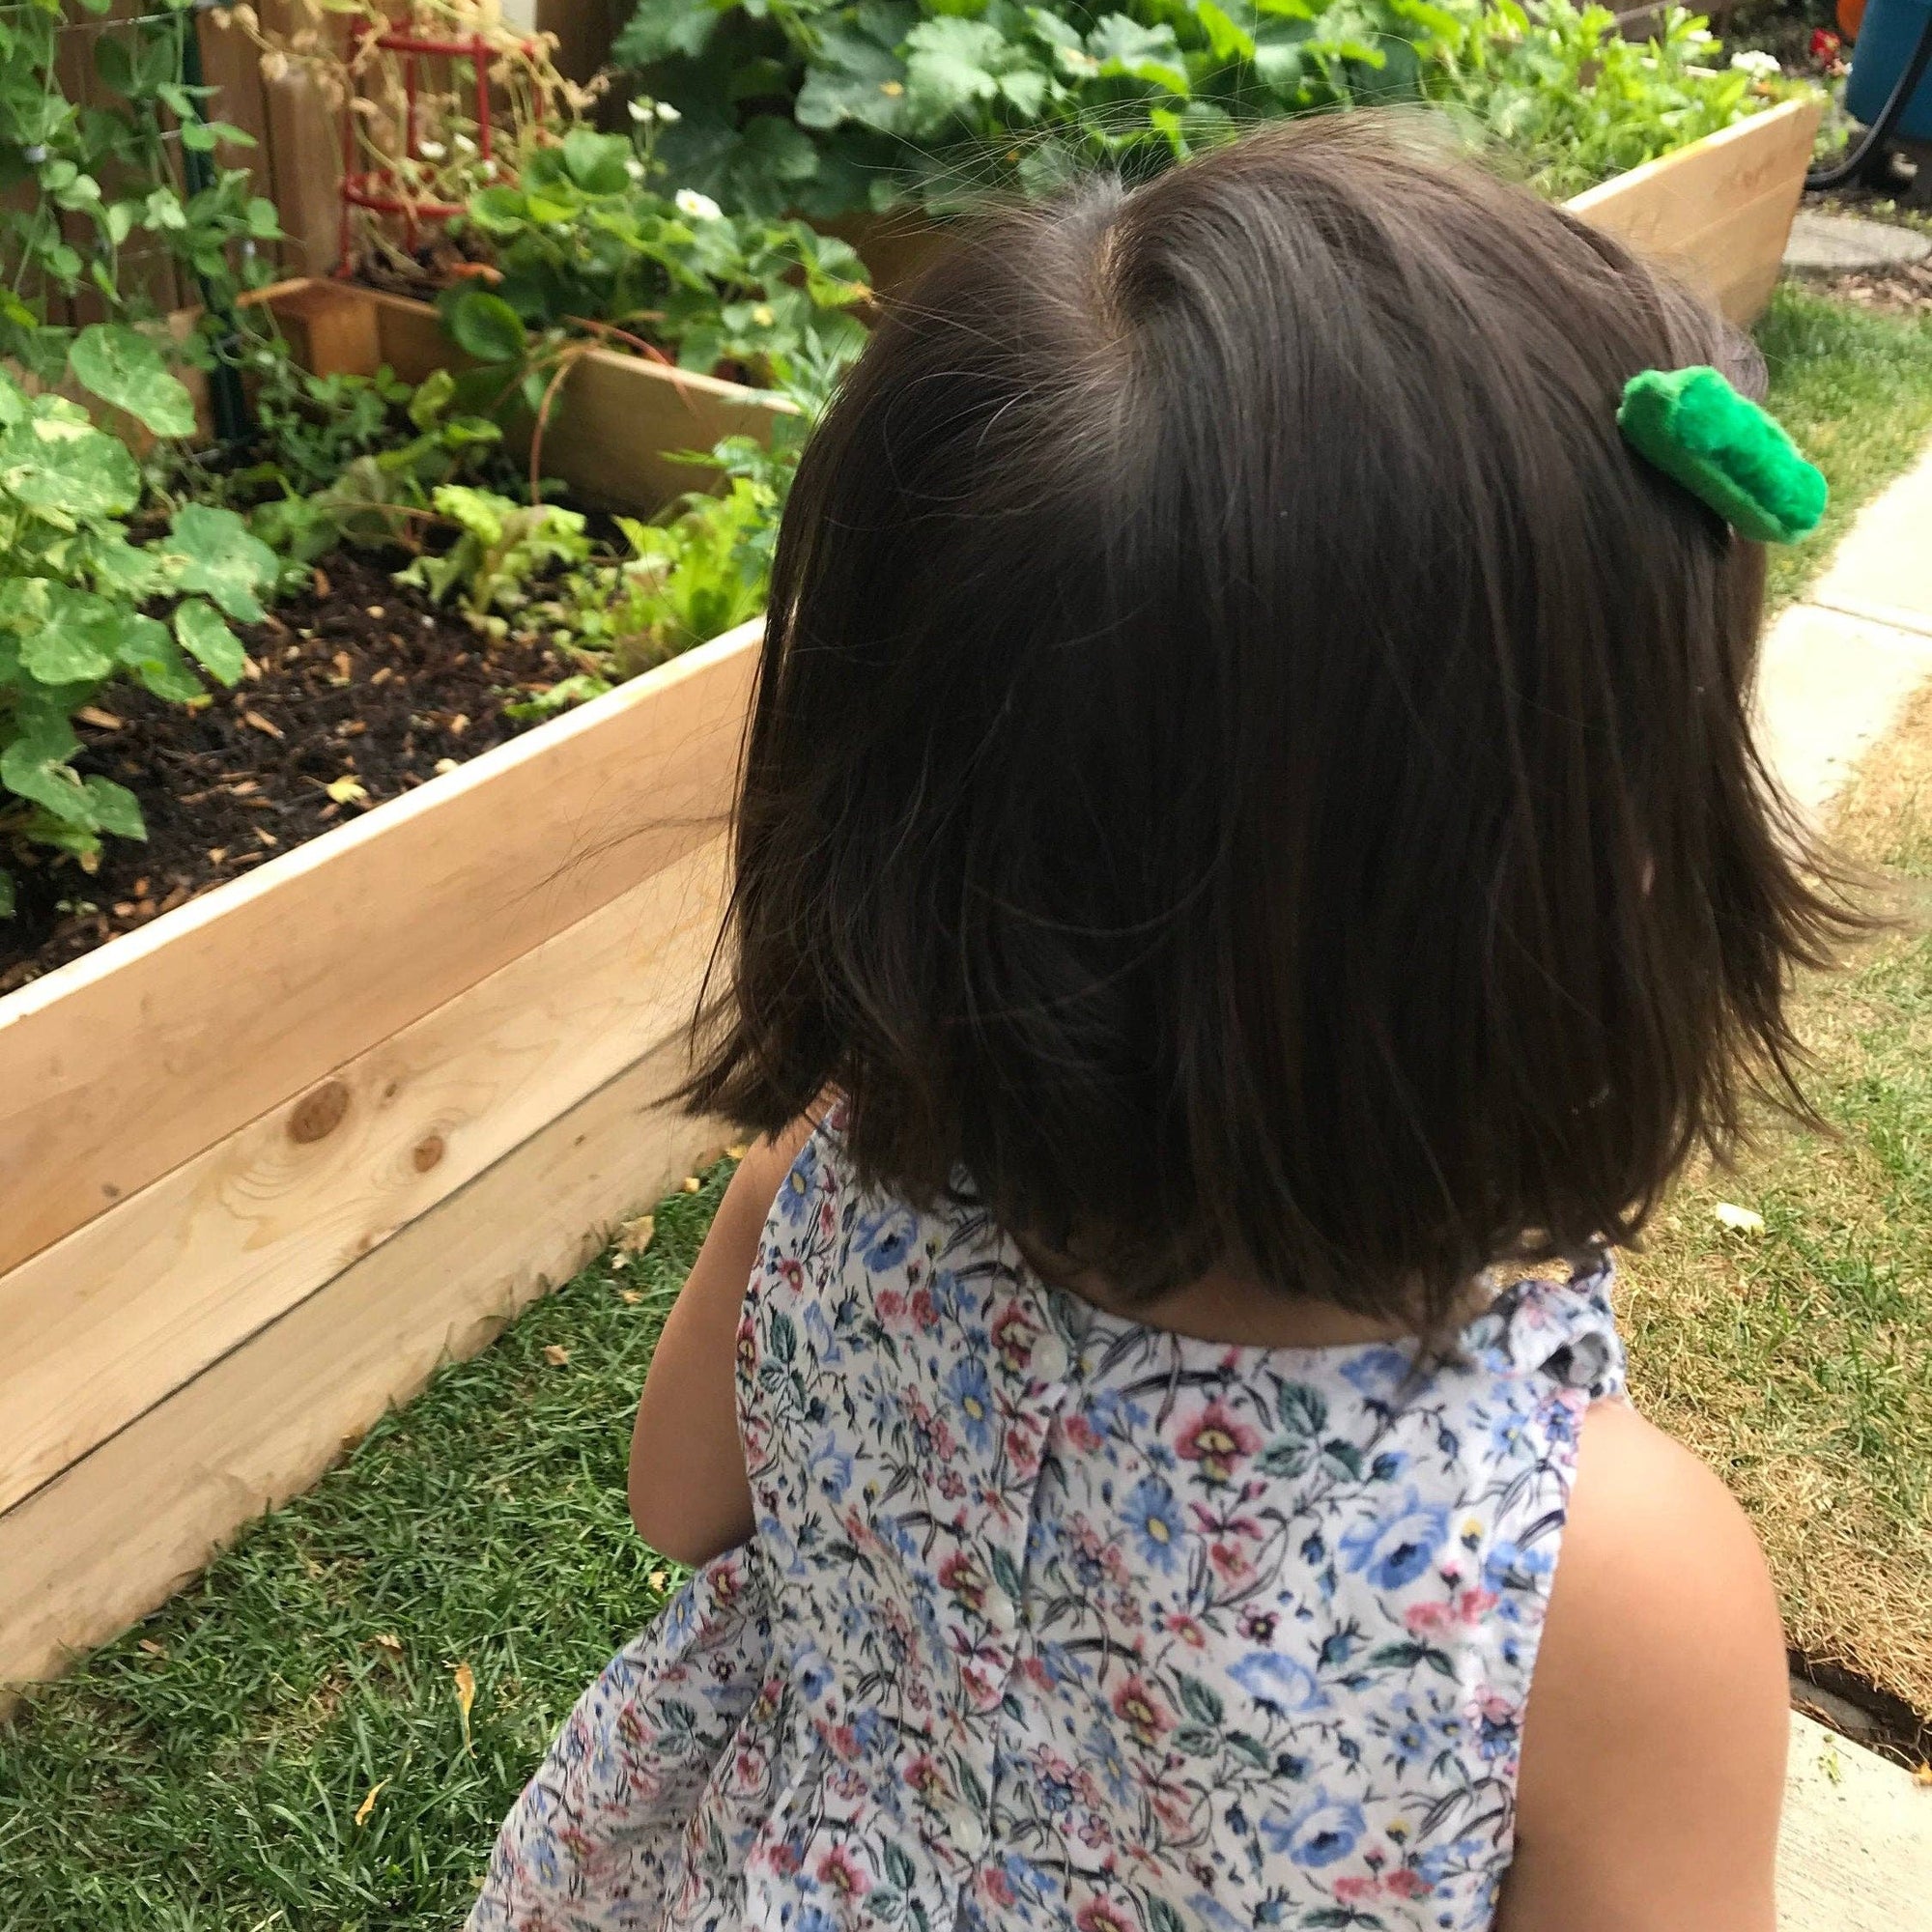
[288,1079,351,1145]
[412,1133,445,1173]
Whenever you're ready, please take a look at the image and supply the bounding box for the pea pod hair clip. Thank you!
[1617,365,1827,545]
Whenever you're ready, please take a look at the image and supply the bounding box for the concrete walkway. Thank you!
[1751,442,1932,1923]
[1758,442,1932,819]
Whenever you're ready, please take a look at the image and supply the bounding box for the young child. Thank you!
[472,116,1852,1932]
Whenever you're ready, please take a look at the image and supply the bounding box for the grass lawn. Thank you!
[1759,283,1932,611]
[4,283,1932,1924]
[1620,684,1932,1723]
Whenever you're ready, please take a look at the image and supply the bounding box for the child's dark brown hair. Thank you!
[682,113,1861,1327]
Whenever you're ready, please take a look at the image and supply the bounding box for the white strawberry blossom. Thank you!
[674,188,722,220]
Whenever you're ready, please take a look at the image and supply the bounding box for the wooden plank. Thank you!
[1777,1714,1932,1930]
[1567,97,1821,256]
[324,286,795,512]
[258,0,344,280]
[0,618,759,1282]
[0,1036,721,1695]
[0,837,725,1518]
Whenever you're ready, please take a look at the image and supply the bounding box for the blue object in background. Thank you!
[1848,0,1932,143]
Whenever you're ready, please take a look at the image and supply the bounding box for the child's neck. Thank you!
[1012,1240,1434,1351]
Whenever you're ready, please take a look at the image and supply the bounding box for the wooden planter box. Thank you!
[263,280,794,513]
[0,276,795,1695]
[0,621,759,1695]
[1566,97,1822,327]
[843,98,1823,329]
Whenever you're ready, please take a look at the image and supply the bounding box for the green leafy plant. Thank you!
[434,124,868,460]
[0,362,277,913]
[396,486,593,622]
[506,347,841,719]
[0,0,276,384]
[1441,1,1796,200]
[230,353,510,574]
[615,0,1469,219]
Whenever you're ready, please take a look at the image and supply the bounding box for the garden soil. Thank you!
[0,552,576,994]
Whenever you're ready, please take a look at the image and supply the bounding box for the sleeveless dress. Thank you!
[469,1119,1624,1932]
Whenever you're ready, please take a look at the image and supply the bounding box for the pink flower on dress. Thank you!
[1075,1901,1136,1932]
[991,1301,1042,1374]
[876,1288,906,1320]
[1163,1611,1208,1647]
[1110,1674,1173,1748]
[1176,1402,1263,1485]
[778,1257,805,1293]
[938,1550,989,1614]
[816,1844,869,1897]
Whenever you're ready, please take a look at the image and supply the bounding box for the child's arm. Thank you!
[1500,1401,1789,1932]
[627,1125,813,1567]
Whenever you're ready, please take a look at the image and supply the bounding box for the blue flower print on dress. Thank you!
[1340,1489,1453,1589]
[1122,1475,1186,1573]
[469,1118,1626,1932]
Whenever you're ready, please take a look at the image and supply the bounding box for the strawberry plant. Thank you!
[614,0,1470,218]
[0,351,277,915]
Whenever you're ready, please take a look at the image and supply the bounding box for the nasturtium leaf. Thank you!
[1,725,92,824]
[83,775,145,839]
[165,503,277,623]
[69,323,197,439]
[111,611,201,702]
[0,413,141,524]
[174,597,246,685]
[21,623,114,684]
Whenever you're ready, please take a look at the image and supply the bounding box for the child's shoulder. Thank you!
[1503,1399,1787,1926]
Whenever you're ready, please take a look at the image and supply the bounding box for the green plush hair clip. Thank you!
[1617,366,1828,545]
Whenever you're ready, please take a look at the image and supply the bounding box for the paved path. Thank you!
[1758,443,1932,818]
[1753,444,1932,1922]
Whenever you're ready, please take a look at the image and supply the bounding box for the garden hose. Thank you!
[1806,3,1932,190]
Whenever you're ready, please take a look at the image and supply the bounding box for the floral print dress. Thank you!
[470,1119,1624,1932]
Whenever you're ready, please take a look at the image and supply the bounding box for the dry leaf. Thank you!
[543,1344,570,1366]
[1713,1202,1766,1236]
[725,1144,749,1161]
[327,774,369,807]
[648,1569,670,1592]
[242,709,285,740]
[77,704,125,730]
[371,1632,404,1657]
[138,1638,167,1658]
[453,1661,476,1751]
[618,1213,655,1256]
[619,1289,642,1305]
[681,1177,701,1194]
[354,1779,388,1826]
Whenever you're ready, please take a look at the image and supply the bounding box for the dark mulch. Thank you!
[1,552,576,994]
[1818,257,1932,316]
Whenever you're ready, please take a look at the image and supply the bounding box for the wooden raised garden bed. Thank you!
[1565,96,1822,327]
[264,279,793,510]
[0,619,758,1694]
